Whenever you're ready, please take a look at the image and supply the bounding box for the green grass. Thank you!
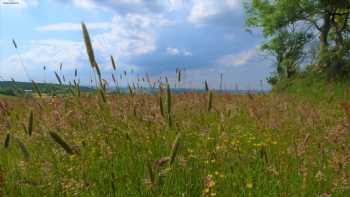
[273,72,350,103]
[0,88,349,196]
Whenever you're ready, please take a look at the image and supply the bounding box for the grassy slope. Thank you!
[273,72,350,103]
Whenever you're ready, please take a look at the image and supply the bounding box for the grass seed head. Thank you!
[54,72,62,85]
[111,55,117,71]
[49,131,74,155]
[16,138,31,161]
[28,110,33,136]
[4,133,10,148]
[31,80,42,97]
[208,91,213,112]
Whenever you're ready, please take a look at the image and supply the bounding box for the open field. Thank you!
[0,90,350,196]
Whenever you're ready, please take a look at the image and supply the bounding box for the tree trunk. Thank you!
[320,13,331,50]
[319,12,332,69]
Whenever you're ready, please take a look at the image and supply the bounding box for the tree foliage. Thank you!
[245,0,350,83]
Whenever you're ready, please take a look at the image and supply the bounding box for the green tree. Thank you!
[246,0,350,78]
[262,31,311,81]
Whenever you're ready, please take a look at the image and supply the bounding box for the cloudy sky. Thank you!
[0,0,273,90]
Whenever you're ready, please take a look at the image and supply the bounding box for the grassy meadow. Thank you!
[1,23,350,197]
[0,88,350,196]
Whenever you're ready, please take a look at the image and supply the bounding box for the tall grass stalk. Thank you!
[31,80,42,98]
[16,138,31,161]
[49,131,74,155]
[4,133,10,148]
[208,91,213,112]
[169,133,181,166]
[28,110,33,136]
[166,84,172,127]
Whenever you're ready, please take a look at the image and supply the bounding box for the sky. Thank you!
[0,0,273,90]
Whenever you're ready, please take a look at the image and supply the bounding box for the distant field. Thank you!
[0,89,349,196]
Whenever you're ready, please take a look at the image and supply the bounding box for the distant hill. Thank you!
[0,81,94,96]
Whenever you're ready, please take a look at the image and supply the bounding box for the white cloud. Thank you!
[0,39,84,80]
[188,0,241,24]
[217,48,258,67]
[1,0,38,8]
[168,0,184,10]
[94,14,170,57]
[166,47,180,56]
[67,0,167,13]
[71,0,97,9]
[183,49,192,56]
[166,47,192,56]
[1,13,171,81]
[36,22,111,32]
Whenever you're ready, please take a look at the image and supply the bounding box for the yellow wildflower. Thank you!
[246,181,253,189]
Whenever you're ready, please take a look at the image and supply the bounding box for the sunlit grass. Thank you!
[0,92,349,196]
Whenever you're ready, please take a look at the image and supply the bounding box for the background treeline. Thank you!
[0,81,93,96]
[245,0,350,85]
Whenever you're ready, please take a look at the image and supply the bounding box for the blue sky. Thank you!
[0,0,273,90]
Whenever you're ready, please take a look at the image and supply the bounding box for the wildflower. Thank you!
[315,170,325,182]
[205,175,215,188]
[69,155,76,160]
[246,181,253,189]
